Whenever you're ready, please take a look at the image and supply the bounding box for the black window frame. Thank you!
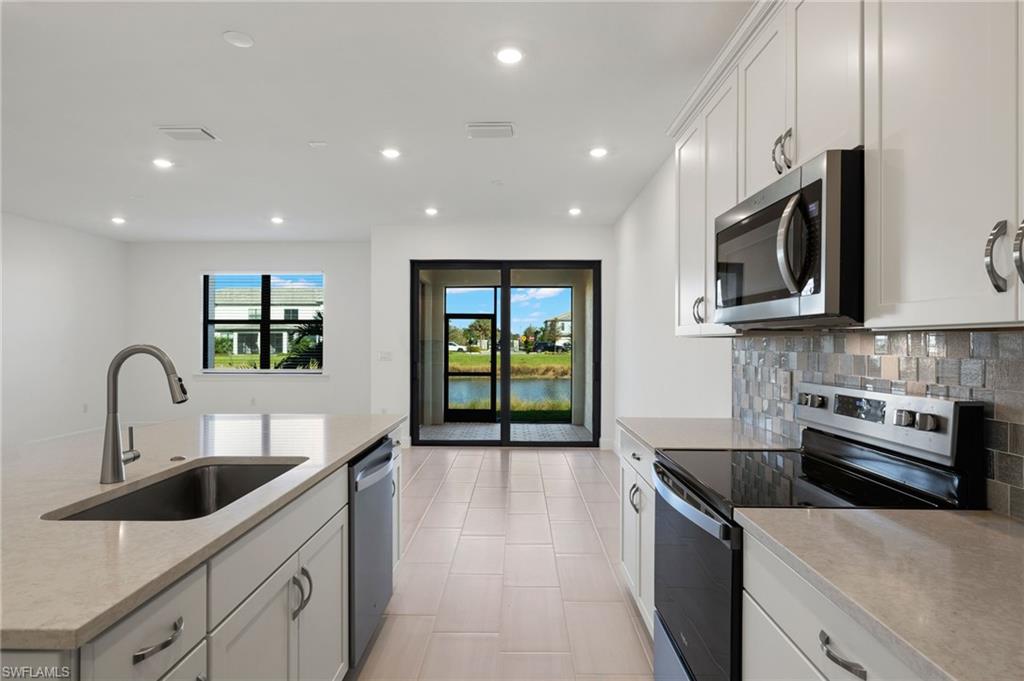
[203,274,323,371]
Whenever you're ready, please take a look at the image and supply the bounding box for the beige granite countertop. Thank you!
[617,416,797,451]
[0,413,404,650]
[736,508,1024,681]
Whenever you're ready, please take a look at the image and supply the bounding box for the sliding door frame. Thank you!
[410,259,601,448]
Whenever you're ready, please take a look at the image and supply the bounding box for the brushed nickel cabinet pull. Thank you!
[132,616,183,665]
[984,220,1009,292]
[819,630,867,680]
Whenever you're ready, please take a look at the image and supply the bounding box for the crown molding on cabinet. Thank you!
[666,0,784,140]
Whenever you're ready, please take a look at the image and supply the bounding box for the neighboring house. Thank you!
[213,286,323,355]
[545,311,572,339]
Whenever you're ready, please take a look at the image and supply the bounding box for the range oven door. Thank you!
[713,164,824,326]
[653,463,742,681]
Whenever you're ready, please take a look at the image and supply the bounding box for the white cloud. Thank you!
[447,287,493,294]
[510,287,565,303]
[271,275,320,288]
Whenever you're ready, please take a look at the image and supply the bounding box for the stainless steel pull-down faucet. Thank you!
[101,344,189,484]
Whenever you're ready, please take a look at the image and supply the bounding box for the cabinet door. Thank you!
[702,69,740,336]
[637,478,656,636]
[619,458,639,598]
[741,592,825,681]
[676,121,707,337]
[864,0,1020,328]
[209,554,300,681]
[787,0,862,165]
[298,510,349,681]
[740,9,788,197]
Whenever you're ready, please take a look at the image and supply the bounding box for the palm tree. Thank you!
[276,311,323,369]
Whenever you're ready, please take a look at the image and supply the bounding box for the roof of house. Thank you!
[545,311,572,323]
[214,287,323,305]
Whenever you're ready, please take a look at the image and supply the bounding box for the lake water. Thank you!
[449,377,570,405]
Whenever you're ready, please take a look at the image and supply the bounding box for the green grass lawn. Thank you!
[214,353,288,369]
[448,351,571,377]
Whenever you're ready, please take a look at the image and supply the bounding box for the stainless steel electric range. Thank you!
[652,383,988,681]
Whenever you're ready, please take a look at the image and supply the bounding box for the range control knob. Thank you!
[799,393,828,409]
[914,413,940,432]
[894,409,917,427]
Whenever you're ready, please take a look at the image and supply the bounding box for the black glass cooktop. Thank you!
[655,429,969,519]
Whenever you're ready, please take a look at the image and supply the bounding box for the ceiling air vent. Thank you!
[466,122,515,139]
[158,126,219,142]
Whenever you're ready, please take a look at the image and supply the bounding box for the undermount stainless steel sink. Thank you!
[50,461,304,521]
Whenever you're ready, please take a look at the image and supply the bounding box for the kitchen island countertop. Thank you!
[0,412,404,649]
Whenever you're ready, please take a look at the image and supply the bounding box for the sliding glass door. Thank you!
[411,260,600,447]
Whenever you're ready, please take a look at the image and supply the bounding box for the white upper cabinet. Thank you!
[702,69,741,336]
[740,9,789,198]
[864,0,1020,328]
[675,121,707,336]
[786,0,862,166]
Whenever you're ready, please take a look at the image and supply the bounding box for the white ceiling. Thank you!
[2,2,750,241]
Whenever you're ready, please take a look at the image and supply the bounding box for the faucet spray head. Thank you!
[167,373,189,404]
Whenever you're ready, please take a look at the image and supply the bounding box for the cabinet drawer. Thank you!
[744,536,922,681]
[618,427,654,485]
[742,592,824,681]
[81,566,206,681]
[209,465,347,628]
[159,641,206,681]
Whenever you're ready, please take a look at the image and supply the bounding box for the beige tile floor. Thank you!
[356,447,652,681]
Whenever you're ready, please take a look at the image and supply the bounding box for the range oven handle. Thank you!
[776,192,803,295]
[653,463,735,545]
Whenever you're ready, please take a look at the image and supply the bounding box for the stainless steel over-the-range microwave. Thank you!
[713,149,863,328]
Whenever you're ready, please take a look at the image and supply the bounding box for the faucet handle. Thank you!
[122,426,141,465]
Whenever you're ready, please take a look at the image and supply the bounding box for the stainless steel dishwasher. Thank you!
[349,438,395,667]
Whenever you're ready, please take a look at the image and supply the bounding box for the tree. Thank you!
[448,325,467,345]
[465,318,492,345]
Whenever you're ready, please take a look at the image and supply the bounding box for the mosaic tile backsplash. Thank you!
[731,329,1024,520]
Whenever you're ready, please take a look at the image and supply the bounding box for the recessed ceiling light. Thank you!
[425,207,438,217]
[111,216,126,225]
[270,216,284,225]
[496,47,523,65]
[380,148,401,160]
[568,207,582,217]
[223,31,255,48]
[152,158,174,169]
[307,140,328,149]
[589,147,609,159]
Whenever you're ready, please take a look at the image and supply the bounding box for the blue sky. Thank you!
[212,274,324,288]
[446,287,571,334]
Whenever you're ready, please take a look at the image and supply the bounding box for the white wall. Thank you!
[1,213,129,447]
[613,156,732,418]
[120,241,371,423]
[369,222,616,446]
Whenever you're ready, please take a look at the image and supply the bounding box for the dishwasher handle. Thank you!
[355,457,395,492]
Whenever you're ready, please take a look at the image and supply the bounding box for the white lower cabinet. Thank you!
[64,462,361,681]
[209,555,301,681]
[742,593,823,681]
[618,449,655,636]
[159,641,207,681]
[297,511,349,681]
[619,459,640,596]
[743,535,923,681]
[636,477,655,635]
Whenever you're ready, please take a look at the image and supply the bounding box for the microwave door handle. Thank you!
[653,465,733,544]
[776,192,802,294]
